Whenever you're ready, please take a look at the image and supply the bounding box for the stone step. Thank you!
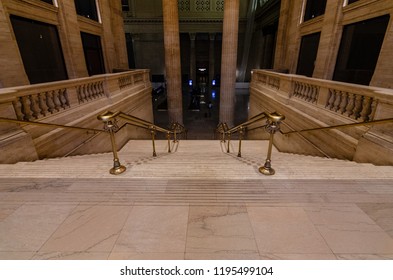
[0,140,391,180]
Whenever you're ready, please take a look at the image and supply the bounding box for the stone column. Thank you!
[162,0,183,124]
[219,0,239,127]
[209,33,215,85]
[190,33,196,85]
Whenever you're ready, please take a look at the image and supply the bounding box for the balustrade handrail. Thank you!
[97,111,186,175]
[97,111,172,134]
[280,117,393,135]
[0,117,105,134]
[218,112,285,175]
[225,112,269,134]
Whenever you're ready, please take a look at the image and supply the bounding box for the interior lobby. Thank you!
[0,0,393,260]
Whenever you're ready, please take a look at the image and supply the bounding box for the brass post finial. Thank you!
[259,113,285,175]
[103,118,126,175]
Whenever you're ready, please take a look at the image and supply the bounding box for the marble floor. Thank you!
[0,141,393,260]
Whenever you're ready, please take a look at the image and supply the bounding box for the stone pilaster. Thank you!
[0,1,29,87]
[162,0,183,124]
[219,0,240,127]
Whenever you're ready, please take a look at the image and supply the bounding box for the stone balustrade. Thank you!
[0,70,150,121]
[0,69,153,163]
[250,70,393,165]
[251,70,393,122]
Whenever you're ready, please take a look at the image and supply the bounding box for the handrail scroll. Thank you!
[216,111,285,175]
[97,111,180,175]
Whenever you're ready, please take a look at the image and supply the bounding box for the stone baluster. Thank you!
[79,85,86,103]
[93,83,97,98]
[99,81,104,96]
[59,89,68,109]
[38,92,49,116]
[333,90,342,112]
[29,94,42,119]
[345,93,355,117]
[353,94,363,119]
[312,86,319,103]
[90,83,96,99]
[21,96,33,121]
[53,90,62,111]
[46,91,56,113]
[12,99,24,120]
[297,82,302,97]
[360,96,372,122]
[299,83,304,98]
[98,82,103,97]
[326,89,333,108]
[296,83,301,98]
[87,84,93,100]
[339,92,348,114]
[369,99,378,121]
[304,84,310,100]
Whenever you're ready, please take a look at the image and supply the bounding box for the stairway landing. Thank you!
[0,140,393,260]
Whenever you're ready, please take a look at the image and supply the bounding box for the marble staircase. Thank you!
[1,140,392,179]
[0,140,393,260]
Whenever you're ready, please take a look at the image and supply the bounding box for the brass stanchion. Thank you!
[173,129,178,143]
[259,113,285,176]
[237,126,244,157]
[227,132,231,153]
[104,119,126,175]
[167,132,171,153]
[150,126,157,157]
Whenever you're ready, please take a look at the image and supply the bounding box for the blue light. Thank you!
[212,79,216,86]
[188,80,193,86]
[211,90,216,99]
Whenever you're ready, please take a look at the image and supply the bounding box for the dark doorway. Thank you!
[81,32,105,76]
[333,15,390,85]
[10,15,68,84]
[296,32,321,77]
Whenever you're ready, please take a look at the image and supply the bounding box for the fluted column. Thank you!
[189,33,196,86]
[162,0,183,124]
[219,0,239,127]
[209,33,215,85]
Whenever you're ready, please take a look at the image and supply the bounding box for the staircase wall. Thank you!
[0,70,153,163]
[248,70,393,165]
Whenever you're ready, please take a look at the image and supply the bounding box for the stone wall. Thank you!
[0,0,128,87]
[249,70,393,166]
[0,70,153,164]
[274,0,393,88]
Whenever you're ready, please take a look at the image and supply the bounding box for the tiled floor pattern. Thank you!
[1,178,393,260]
[0,140,393,260]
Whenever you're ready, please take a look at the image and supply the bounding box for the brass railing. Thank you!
[97,111,182,175]
[280,117,393,135]
[217,111,285,175]
[1,111,183,175]
[220,112,393,176]
[0,117,104,133]
[169,121,188,142]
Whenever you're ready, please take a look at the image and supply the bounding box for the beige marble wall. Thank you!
[0,71,153,163]
[274,0,393,88]
[249,70,393,166]
[0,1,29,87]
[0,0,129,87]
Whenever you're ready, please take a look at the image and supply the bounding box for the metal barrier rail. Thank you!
[216,112,285,175]
[97,111,184,175]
